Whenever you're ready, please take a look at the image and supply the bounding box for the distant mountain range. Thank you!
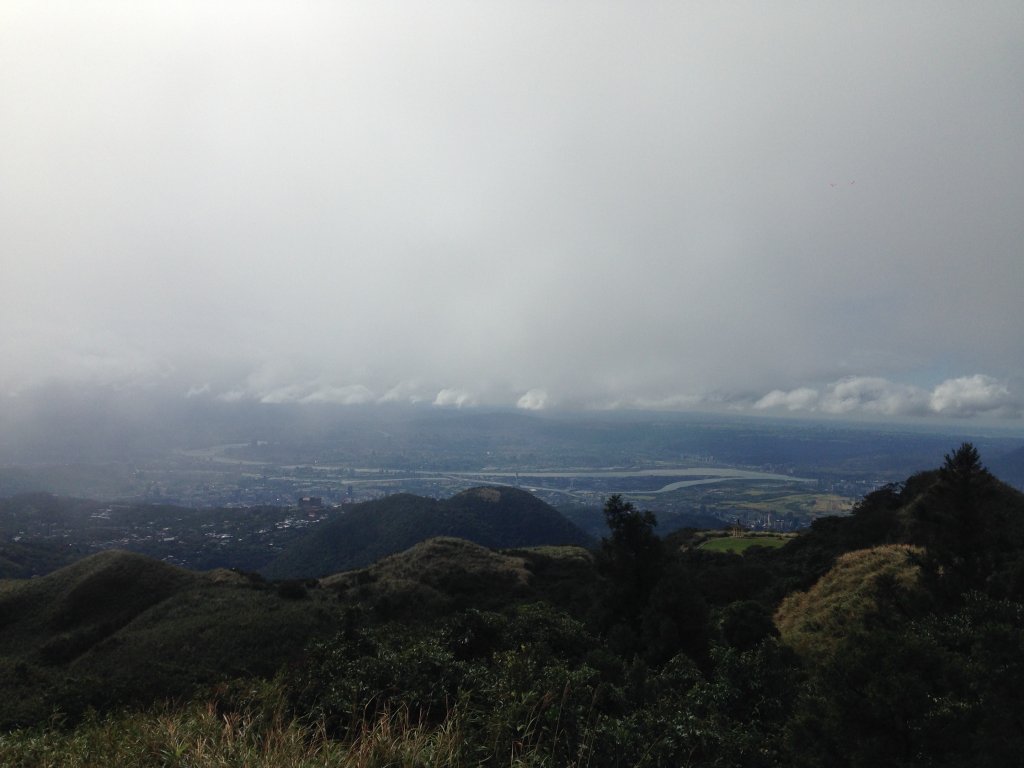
[262,486,594,579]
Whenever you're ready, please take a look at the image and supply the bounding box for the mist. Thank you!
[2,2,1023,423]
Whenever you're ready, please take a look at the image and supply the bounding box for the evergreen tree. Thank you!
[598,495,665,648]
[913,443,999,596]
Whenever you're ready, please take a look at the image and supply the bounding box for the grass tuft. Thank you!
[0,696,481,768]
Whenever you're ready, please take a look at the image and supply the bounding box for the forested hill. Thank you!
[262,485,593,579]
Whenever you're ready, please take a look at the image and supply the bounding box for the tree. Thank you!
[941,442,985,486]
[597,495,665,647]
[639,560,710,664]
[600,495,663,594]
[912,443,1001,596]
[719,599,778,652]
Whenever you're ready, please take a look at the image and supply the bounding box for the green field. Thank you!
[700,534,793,554]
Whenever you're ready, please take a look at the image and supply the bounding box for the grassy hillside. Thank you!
[774,544,926,661]
[699,533,794,554]
[0,550,340,727]
[323,536,597,619]
[0,549,199,659]
[0,535,598,730]
[263,486,593,579]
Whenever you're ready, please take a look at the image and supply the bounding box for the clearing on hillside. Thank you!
[700,534,792,554]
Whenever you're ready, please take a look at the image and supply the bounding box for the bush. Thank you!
[276,580,308,600]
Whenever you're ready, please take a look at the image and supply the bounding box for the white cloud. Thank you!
[225,380,379,406]
[516,388,549,410]
[930,375,1020,418]
[433,388,476,408]
[751,375,1020,420]
[258,384,310,404]
[185,383,210,398]
[820,378,931,417]
[217,389,248,403]
[378,380,427,405]
[299,384,375,405]
[755,388,819,411]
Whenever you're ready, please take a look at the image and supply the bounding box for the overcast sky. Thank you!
[2,2,1023,422]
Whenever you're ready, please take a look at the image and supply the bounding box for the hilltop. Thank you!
[0,549,340,727]
[262,485,593,579]
[322,536,598,618]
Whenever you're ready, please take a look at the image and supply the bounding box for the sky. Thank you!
[2,2,1023,423]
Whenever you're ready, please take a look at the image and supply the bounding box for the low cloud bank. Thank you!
[211,379,479,408]
[5,370,1019,423]
[755,375,1020,419]
[179,372,1021,421]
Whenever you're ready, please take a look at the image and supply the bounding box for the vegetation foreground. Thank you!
[2,443,1024,767]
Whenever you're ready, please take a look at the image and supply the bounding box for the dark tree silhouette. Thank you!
[600,495,663,593]
[913,443,1001,596]
[597,495,665,648]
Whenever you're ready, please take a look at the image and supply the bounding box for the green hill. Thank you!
[262,486,594,579]
[0,536,597,729]
[322,536,597,618]
[0,549,339,727]
[774,544,926,661]
[0,549,199,660]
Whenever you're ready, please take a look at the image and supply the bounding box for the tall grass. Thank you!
[0,693,605,767]
[774,544,924,661]
[0,701,471,768]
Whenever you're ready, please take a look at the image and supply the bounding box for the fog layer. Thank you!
[2,2,1022,421]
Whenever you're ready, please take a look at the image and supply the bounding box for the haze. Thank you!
[3,2,1023,423]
